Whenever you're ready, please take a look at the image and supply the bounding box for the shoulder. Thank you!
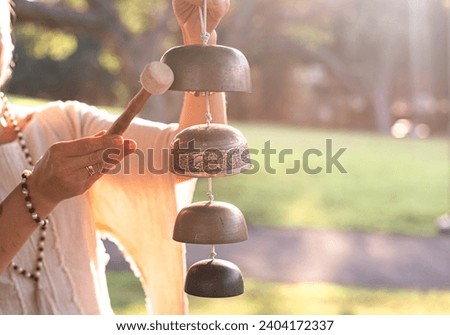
[30,100,112,139]
[35,100,106,120]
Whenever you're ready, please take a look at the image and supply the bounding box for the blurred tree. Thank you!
[12,0,337,123]
[324,0,409,133]
[220,0,399,131]
[12,0,181,121]
[10,0,448,132]
[332,0,448,133]
[218,0,337,123]
[14,0,174,93]
[9,32,118,105]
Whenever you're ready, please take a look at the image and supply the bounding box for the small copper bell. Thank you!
[185,258,244,298]
[173,201,248,244]
[160,45,251,93]
[170,123,251,177]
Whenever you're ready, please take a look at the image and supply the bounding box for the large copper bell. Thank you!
[170,123,251,177]
[173,201,248,244]
[161,45,251,93]
[185,258,244,297]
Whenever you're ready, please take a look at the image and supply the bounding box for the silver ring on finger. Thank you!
[85,165,96,177]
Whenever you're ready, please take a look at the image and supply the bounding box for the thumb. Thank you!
[94,130,107,137]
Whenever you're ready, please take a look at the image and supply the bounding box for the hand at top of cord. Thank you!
[172,0,230,45]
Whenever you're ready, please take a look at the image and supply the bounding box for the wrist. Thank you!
[25,171,58,217]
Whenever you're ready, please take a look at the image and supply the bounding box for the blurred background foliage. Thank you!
[7,0,449,135]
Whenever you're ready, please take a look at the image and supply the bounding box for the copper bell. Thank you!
[160,45,251,93]
[185,258,244,298]
[170,123,251,177]
[173,201,248,244]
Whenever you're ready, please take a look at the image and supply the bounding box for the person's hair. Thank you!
[0,0,14,88]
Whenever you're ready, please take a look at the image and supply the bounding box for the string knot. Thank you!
[201,32,211,45]
[209,245,217,260]
[207,177,214,202]
[198,0,210,45]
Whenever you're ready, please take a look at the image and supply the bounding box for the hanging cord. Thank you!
[201,0,215,262]
[198,0,210,45]
[207,177,214,203]
[198,0,213,121]
[209,244,217,260]
[205,94,213,126]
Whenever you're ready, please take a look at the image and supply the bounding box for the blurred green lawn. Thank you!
[194,122,447,236]
[107,271,450,315]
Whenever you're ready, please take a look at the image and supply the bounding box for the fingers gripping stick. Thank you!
[107,62,174,136]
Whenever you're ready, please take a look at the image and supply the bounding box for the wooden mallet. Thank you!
[107,61,174,135]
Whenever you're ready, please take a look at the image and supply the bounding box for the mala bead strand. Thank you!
[1,92,47,283]
[0,93,33,166]
[21,170,49,227]
[10,225,47,282]
[16,125,34,166]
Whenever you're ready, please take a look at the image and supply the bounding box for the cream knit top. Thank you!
[0,101,194,314]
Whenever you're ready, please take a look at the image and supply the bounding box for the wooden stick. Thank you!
[107,62,174,136]
[107,88,152,135]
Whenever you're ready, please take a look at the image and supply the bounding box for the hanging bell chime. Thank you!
[161,45,252,93]
[163,0,251,299]
[170,123,251,177]
[185,258,244,298]
[173,200,248,244]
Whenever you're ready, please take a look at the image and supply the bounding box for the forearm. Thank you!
[178,92,226,130]
[177,32,227,132]
[0,180,56,273]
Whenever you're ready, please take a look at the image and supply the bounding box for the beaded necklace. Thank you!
[0,92,47,283]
